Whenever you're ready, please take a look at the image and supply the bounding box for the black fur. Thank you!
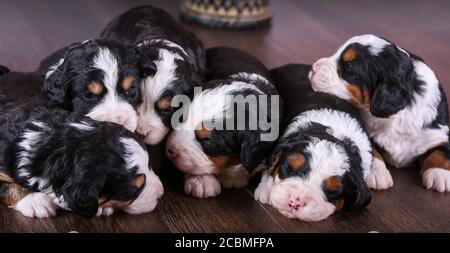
[195,47,280,172]
[271,64,372,210]
[0,72,147,217]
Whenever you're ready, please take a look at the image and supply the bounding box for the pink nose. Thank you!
[289,196,307,210]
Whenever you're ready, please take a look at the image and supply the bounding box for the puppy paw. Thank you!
[423,168,450,192]
[184,174,221,198]
[217,165,250,189]
[96,207,114,217]
[254,171,273,204]
[14,192,58,218]
[365,158,393,190]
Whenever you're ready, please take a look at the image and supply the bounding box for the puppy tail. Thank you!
[0,65,10,76]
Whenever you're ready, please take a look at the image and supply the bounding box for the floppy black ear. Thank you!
[240,131,273,172]
[62,174,105,218]
[0,65,10,76]
[43,58,67,104]
[370,82,410,118]
[341,170,372,209]
[138,55,157,78]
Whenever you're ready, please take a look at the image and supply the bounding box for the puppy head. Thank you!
[166,81,274,175]
[135,40,197,144]
[309,34,416,118]
[265,125,371,222]
[55,121,163,217]
[43,39,144,131]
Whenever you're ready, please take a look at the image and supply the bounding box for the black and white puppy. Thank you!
[165,47,279,198]
[0,70,163,218]
[38,39,147,132]
[256,64,378,222]
[100,5,206,144]
[309,34,450,192]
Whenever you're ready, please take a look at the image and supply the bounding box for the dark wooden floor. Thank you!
[0,0,449,233]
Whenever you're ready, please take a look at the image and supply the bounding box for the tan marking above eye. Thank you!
[156,96,172,110]
[421,149,450,173]
[209,155,240,169]
[87,81,104,95]
[270,153,283,176]
[347,84,370,106]
[288,154,305,171]
[325,175,342,191]
[132,174,146,189]
[342,48,357,62]
[195,122,210,139]
[122,76,135,92]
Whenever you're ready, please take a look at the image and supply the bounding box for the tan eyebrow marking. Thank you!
[87,81,104,95]
[122,76,135,92]
[342,48,357,62]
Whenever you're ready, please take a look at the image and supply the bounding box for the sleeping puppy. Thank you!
[165,47,280,198]
[309,34,450,192]
[100,5,206,144]
[0,70,163,218]
[37,39,149,132]
[255,64,377,222]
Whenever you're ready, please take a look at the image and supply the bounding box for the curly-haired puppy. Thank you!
[255,64,381,222]
[0,70,163,218]
[37,39,149,132]
[165,47,280,198]
[310,34,450,192]
[100,5,206,144]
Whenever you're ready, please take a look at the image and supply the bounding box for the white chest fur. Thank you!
[363,60,448,167]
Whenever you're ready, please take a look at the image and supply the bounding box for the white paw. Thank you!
[365,158,393,190]
[423,168,450,192]
[184,174,221,198]
[254,171,273,204]
[217,165,250,189]
[14,192,58,218]
[96,207,114,217]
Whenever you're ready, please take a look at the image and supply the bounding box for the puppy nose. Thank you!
[289,196,307,210]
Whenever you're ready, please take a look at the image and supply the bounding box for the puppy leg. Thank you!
[254,170,274,204]
[184,174,221,198]
[96,207,114,217]
[421,147,450,192]
[14,192,58,218]
[216,165,250,189]
[365,149,393,190]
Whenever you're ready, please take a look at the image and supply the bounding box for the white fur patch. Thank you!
[283,109,372,175]
[137,39,188,60]
[45,58,65,79]
[119,138,163,214]
[184,174,221,198]
[365,157,393,190]
[422,168,450,192]
[17,129,43,179]
[14,192,58,218]
[69,121,94,131]
[85,47,138,132]
[230,72,270,85]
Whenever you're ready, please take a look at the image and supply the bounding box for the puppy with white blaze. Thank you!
[0,69,163,218]
[100,5,206,144]
[38,39,151,132]
[256,64,380,222]
[310,34,450,192]
[166,47,280,198]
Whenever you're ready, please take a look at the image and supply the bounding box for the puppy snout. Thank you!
[288,195,307,210]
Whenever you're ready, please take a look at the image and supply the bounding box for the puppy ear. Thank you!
[138,55,157,78]
[239,131,273,172]
[43,59,67,104]
[341,170,372,209]
[62,174,105,217]
[0,65,10,76]
[370,83,410,117]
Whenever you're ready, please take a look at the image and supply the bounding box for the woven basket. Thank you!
[179,0,272,29]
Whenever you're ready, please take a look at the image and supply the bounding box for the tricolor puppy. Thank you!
[310,34,450,192]
[0,70,163,218]
[256,64,379,222]
[38,39,148,132]
[100,5,206,144]
[166,47,280,198]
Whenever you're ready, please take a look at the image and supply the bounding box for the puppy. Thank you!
[165,47,280,198]
[0,70,163,218]
[100,5,206,144]
[255,64,378,222]
[37,39,150,132]
[310,34,450,192]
